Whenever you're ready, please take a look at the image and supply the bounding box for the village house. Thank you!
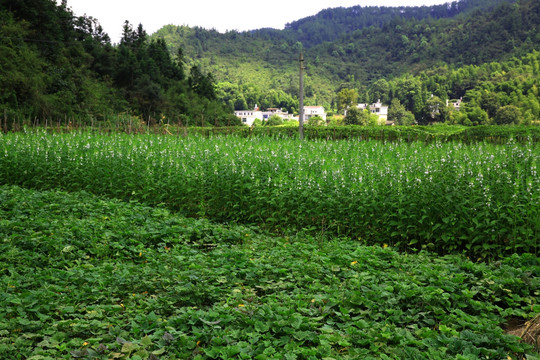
[344,100,389,124]
[303,106,327,122]
[236,105,326,125]
[356,100,388,122]
[262,108,294,121]
[234,105,263,126]
[447,97,463,111]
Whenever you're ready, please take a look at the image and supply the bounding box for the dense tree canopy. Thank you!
[388,98,416,125]
[0,0,239,126]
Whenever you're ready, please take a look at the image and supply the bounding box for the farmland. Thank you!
[0,131,537,258]
[0,130,539,359]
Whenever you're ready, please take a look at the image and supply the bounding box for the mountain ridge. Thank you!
[282,0,515,48]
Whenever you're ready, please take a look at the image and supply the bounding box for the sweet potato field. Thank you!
[0,131,538,359]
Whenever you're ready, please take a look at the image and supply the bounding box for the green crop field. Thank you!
[1,185,538,359]
[0,130,539,359]
[1,131,537,258]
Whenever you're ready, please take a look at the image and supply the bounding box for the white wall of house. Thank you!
[234,110,263,126]
[303,106,327,121]
[235,106,327,125]
[262,108,293,121]
[355,100,388,122]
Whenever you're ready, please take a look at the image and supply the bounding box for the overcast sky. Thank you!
[59,0,451,44]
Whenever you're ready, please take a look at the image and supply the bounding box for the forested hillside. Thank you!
[380,52,540,125]
[153,0,539,124]
[0,0,238,125]
[0,0,538,126]
[284,0,514,47]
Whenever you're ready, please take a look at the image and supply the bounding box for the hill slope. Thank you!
[152,0,539,115]
[284,0,514,48]
[0,0,237,125]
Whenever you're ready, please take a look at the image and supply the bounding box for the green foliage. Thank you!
[367,112,384,126]
[265,114,284,126]
[495,105,522,125]
[0,131,537,259]
[420,96,451,124]
[337,88,358,112]
[307,115,325,126]
[188,65,216,100]
[344,107,369,125]
[385,51,540,125]
[388,98,416,125]
[149,0,540,121]
[369,79,390,104]
[0,1,235,126]
[343,106,385,126]
[0,184,538,359]
[0,2,120,121]
[2,0,539,127]
[285,0,512,48]
[455,105,490,126]
[281,119,299,127]
[0,10,47,119]
[327,115,345,126]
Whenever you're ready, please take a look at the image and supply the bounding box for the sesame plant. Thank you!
[0,130,537,259]
[0,185,538,359]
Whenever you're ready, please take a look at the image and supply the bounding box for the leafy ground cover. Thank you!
[0,131,537,259]
[0,185,538,359]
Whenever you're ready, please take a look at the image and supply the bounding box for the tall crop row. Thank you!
[0,131,537,258]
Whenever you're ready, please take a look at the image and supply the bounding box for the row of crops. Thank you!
[1,185,538,359]
[0,130,537,259]
[5,120,540,143]
[186,125,540,143]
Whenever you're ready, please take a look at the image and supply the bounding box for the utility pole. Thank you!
[299,52,304,140]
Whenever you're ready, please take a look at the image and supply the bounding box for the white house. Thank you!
[236,105,327,125]
[447,97,463,111]
[303,106,327,121]
[234,105,263,126]
[262,108,294,121]
[356,100,388,122]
